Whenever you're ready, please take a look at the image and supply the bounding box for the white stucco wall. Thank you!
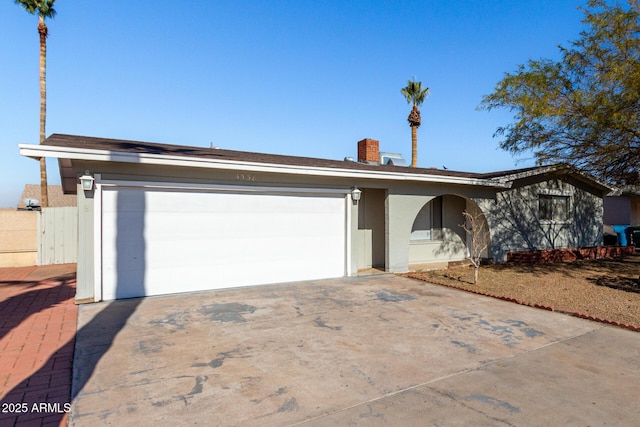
[75,183,96,303]
[408,195,467,268]
[386,193,433,272]
[66,158,607,301]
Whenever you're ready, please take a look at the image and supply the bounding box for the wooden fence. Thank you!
[37,207,78,266]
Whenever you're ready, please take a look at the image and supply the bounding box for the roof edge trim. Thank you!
[489,164,616,193]
[19,144,510,188]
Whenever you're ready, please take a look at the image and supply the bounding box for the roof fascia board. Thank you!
[571,172,617,194]
[490,165,615,194]
[19,144,510,188]
[489,165,559,183]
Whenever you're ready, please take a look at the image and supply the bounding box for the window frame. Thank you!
[538,193,571,223]
[410,197,443,241]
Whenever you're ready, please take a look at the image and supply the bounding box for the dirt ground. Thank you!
[406,254,640,330]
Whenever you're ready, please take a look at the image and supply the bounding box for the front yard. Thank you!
[407,254,640,330]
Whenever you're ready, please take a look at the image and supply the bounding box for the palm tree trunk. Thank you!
[411,125,418,168]
[38,16,49,208]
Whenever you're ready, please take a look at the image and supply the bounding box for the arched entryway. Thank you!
[408,195,490,269]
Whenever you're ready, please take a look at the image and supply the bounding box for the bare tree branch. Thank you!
[460,209,491,284]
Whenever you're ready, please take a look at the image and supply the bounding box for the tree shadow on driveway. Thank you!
[0,188,147,425]
[0,273,76,342]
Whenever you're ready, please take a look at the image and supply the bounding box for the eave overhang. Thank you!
[19,143,512,190]
[488,164,616,195]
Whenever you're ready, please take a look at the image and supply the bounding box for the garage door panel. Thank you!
[101,187,347,300]
[144,234,343,269]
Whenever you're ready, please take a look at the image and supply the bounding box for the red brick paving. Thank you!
[0,264,77,427]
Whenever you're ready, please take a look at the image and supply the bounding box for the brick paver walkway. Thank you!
[0,264,77,427]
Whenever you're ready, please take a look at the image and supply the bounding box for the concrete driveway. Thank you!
[69,274,640,426]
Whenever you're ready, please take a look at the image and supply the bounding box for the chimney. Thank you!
[357,138,379,164]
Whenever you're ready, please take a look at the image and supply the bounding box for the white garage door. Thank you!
[101,186,347,300]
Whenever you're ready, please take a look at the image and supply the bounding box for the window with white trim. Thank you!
[411,197,443,240]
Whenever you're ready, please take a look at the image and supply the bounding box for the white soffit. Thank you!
[19,143,510,188]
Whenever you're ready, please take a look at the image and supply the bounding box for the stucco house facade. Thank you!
[604,187,640,226]
[20,134,611,303]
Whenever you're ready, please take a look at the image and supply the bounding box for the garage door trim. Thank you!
[93,178,353,301]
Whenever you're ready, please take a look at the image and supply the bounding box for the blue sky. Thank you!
[1,0,587,207]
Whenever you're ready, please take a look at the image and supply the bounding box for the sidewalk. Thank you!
[0,264,77,427]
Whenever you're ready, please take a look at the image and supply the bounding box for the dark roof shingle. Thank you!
[43,134,483,179]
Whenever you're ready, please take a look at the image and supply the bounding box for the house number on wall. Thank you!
[236,173,257,181]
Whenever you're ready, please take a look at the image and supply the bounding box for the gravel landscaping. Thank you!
[406,254,640,330]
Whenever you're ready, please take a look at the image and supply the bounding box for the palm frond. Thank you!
[14,0,56,18]
[401,79,430,107]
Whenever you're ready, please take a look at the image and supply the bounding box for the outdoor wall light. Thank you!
[79,171,94,191]
[351,187,362,202]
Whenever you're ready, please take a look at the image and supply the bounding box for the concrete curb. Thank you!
[403,273,640,333]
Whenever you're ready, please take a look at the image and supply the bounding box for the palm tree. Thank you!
[15,0,57,208]
[401,80,430,168]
